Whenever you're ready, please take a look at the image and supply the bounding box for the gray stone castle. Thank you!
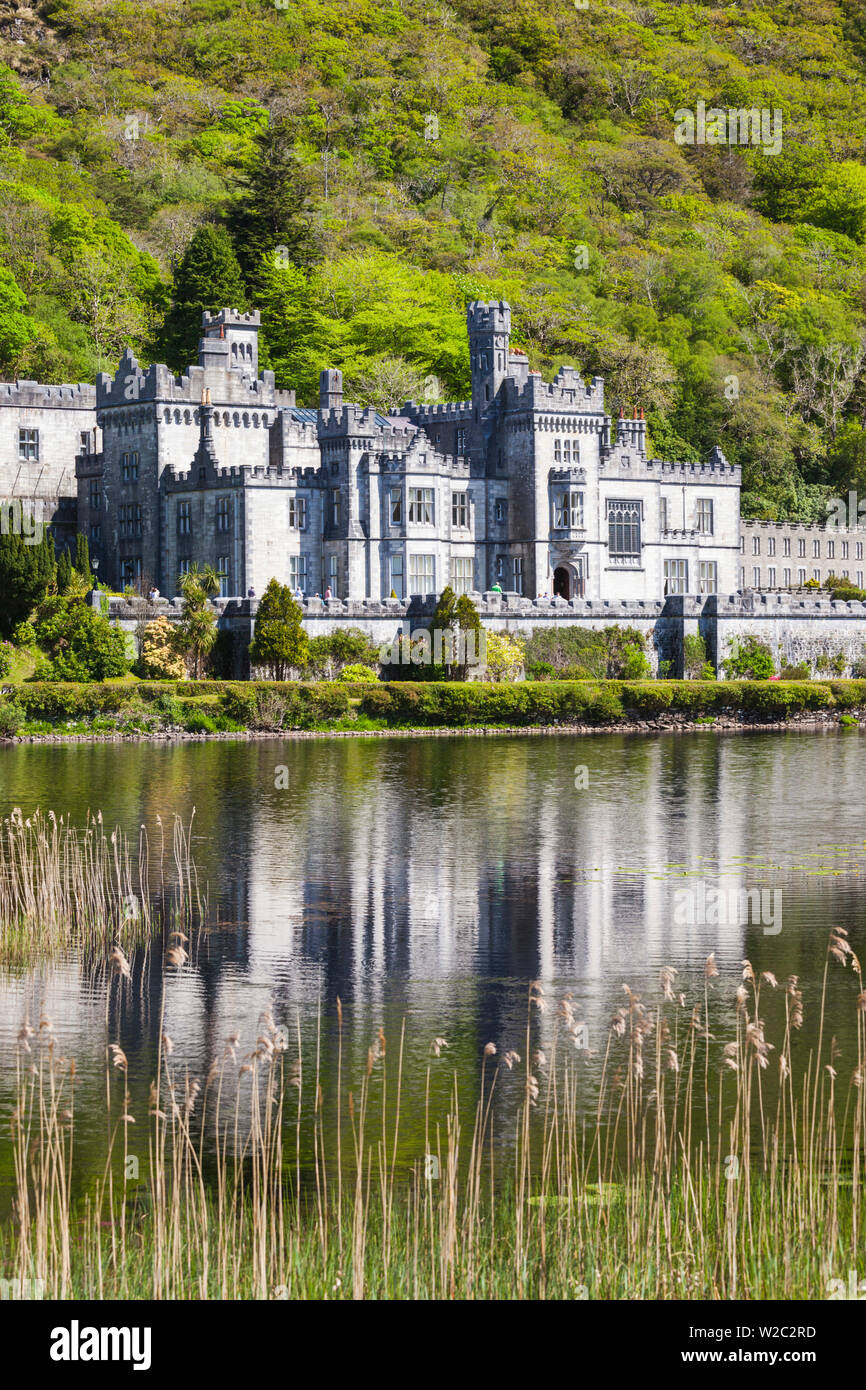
[0,302,745,603]
[2,299,865,612]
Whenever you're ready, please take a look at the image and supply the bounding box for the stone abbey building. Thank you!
[1,302,743,602]
[1,300,864,606]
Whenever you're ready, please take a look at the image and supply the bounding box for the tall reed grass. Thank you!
[3,931,865,1300]
[0,808,202,959]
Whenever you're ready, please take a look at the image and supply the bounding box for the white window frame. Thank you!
[663,558,688,595]
[607,499,641,556]
[389,553,404,600]
[409,553,435,594]
[451,556,473,595]
[696,498,714,535]
[555,490,584,529]
[18,428,38,461]
[289,555,307,593]
[408,487,434,525]
[699,560,717,595]
[217,555,231,598]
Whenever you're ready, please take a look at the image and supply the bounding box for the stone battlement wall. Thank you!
[0,381,96,406]
[96,354,277,409]
[99,590,866,681]
[600,456,742,480]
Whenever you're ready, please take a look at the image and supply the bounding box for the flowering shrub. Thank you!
[138,617,187,680]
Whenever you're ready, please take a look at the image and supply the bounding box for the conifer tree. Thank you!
[160,226,247,373]
[249,578,309,679]
[0,529,56,637]
[74,532,90,578]
[232,121,319,298]
[56,548,73,593]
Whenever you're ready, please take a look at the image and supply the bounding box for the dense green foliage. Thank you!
[30,594,129,680]
[248,577,309,678]
[0,3,866,513]
[305,626,381,677]
[0,530,57,636]
[523,623,651,679]
[721,634,776,679]
[1,677,862,735]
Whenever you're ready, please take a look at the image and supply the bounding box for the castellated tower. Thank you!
[467,300,511,408]
[466,300,511,475]
[201,308,261,380]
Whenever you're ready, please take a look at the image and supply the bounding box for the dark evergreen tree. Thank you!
[0,529,57,637]
[454,594,483,680]
[248,578,309,679]
[56,548,73,592]
[159,226,247,373]
[232,121,319,297]
[74,532,90,578]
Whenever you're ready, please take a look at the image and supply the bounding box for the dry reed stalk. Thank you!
[5,927,866,1300]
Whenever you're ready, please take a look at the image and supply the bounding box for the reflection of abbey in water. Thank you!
[0,737,778,1101]
[156,739,753,1060]
[2,301,741,602]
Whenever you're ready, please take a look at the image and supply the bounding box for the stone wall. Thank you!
[0,382,97,546]
[709,593,866,674]
[99,588,866,682]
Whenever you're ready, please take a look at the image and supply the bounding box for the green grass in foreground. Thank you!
[4,938,866,1299]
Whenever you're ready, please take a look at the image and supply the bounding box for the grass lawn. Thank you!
[4,646,37,684]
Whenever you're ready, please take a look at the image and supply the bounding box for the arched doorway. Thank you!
[553,561,585,599]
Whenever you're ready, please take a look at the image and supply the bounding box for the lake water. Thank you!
[2,730,865,1195]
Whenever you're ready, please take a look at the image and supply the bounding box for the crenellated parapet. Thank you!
[710,593,866,617]
[600,453,742,480]
[0,381,95,406]
[96,350,278,413]
[398,401,473,422]
[504,371,606,413]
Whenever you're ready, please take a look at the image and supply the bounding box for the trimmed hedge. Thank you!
[2,678,866,734]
